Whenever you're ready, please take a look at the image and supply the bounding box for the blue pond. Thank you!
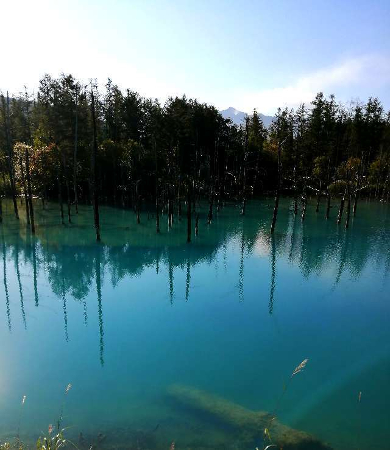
[0,198,389,450]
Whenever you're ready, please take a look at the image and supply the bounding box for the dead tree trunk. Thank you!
[325,190,331,220]
[241,154,247,216]
[293,166,298,215]
[345,190,351,229]
[62,151,72,223]
[20,157,30,225]
[270,141,282,234]
[381,167,390,202]
[187,181,192,243]
[315,181,322,212]
[207,187,214,224]
[73,86,79,214]
[156,189,160,233]
[293,196,298,215]
[178,179,182,220]
[58,167,64,225]
[167,184,173,227]
[301,192,307,221]
[66,175,72,224]
[154,140,160,233]
[1,93,19,219]
[353,158,363,216]
[337,187,346,225]
[136,181,141,224]
[90,89,101,242]
[241,172,247,216]
[352,192,359,216]
[241,120,248,216]
[195,213,199,236]
[25,148,35,234]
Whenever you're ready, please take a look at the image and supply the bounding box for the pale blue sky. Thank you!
[2,0,390,114]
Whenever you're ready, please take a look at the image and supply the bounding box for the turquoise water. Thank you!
[0,198,389,449]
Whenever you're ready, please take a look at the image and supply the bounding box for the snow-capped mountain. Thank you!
[220,107,274,128]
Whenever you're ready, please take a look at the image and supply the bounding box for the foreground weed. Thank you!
[17,395,27,444]
[57,384,72,432]
[262,358,309,449]
[36,428,67,450]
[1,384,73,450]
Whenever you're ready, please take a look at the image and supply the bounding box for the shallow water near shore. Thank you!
[0,197,389,449]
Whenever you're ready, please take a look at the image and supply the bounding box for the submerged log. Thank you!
[167,385,332,450]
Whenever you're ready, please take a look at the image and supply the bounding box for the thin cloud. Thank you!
[234,55,390,115]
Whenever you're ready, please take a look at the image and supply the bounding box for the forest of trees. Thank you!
[1,74,389,239]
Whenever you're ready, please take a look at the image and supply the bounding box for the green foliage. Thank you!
[312,156,328,181]
[0,76,389,205]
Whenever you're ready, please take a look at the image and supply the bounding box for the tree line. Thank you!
[1,74,389,239]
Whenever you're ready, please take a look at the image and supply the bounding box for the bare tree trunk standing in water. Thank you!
[345,184,351,229]
[177,178,182,220]
[25,148,35,234]
[381,167,390,203]
[187,180,192,243]
[293,195,298,215]
[62,150,72,223]
[325,190,331,219]
[353,156,363,216]
[293,166,298,215]
[337,187,346,225]
[1,92,19,219]
[136,180,141,224]
[301,186,307,221]
[90,88,101,242]
[156,190,160,233]
[0,184,3,223]
[270,140,282,234]
[167,187,172,228]
[154,139,160,233]
[58,161,65,225]
[352,189,359,217]
[241,118,249,216]
[324,157,331,219]
[195,213,199,236]
[19,156,30,225]
[207,187,214,225]
[345,192,351,228]
[73,84,79,214]
[315,181,322,213]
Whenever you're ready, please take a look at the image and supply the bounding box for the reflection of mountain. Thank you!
[1,198,389,345]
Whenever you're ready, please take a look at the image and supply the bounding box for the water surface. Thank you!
[0,198,389,450]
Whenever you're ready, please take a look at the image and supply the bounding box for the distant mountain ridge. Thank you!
[220,107,274,128]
